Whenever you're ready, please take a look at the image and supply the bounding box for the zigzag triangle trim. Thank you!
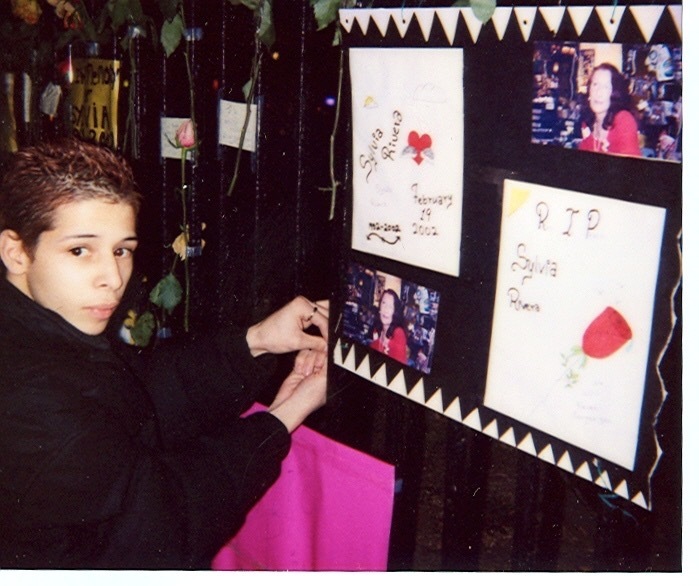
[667,5,682,37]
[539,6,566,35]
[629,5,667,43]
[514,6,537,42]
[595,5,626,42]
[436,8,460,45]
[333,341,652,510]
[564,6,593,36]
[339,5,681,43]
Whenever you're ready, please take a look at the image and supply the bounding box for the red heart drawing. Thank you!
[408,131,432,165]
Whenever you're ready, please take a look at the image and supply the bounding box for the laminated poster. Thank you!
[350,48,464,277]
[484,179,666,471]
[70,58,121,148]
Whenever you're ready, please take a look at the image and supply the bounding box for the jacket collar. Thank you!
[0,277,111,351]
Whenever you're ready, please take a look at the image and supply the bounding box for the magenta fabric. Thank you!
[211,404,395,571]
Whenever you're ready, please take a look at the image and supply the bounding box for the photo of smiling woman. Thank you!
[531,42,682,162]
[578,63,641,156]
[369,288,408,364]
[341,262,441,374]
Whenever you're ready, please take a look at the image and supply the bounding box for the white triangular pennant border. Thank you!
[629,5,667,43]
[460,7,483,43]
[514,6,537,42]
[595,5,626,42]
[334,340,654,510]
[338,6,682,44]
[539,6,566,36]
[567,6,594,37]
[491,6,513,41]
[436,7,460,45]
[388,9,414,38]
[667,5,682,38]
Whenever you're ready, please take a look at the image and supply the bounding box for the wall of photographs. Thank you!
[332,5,682,511]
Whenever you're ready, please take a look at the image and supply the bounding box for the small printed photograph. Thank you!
[342,262,441,375]
[532,41,682,162]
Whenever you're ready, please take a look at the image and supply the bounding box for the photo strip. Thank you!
[532,41,681,162]
[342,262,441,375]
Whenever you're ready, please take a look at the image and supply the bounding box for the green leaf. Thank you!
[129,311,156,347]
[258,0,275,48]
[332,24,342,46]
[471,0,497,23]
[109,0,132,29]
[149,273,183,313]
[309,0,345,31]
[161,12,184,57]
[242,78,253,101]
[227,0,263,9]
[158,0,181,21]
[128,0,145,23]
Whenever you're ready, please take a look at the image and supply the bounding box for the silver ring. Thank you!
[305,305,318,322]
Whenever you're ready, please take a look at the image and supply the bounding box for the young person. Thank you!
[0,138,329,569]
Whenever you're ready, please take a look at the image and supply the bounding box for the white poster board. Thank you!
[349,48,464,277]
[484,179,666,471]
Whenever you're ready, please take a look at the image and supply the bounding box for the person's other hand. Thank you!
[268,349,326,410]
[268,351,328,433]
[246,296,329,357]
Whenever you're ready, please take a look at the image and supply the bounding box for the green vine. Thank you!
[225,0,273,197]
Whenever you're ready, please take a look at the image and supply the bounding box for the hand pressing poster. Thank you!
[484,179,665,471]
[349,48,464,277]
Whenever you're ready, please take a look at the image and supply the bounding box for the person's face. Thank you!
[588,68,613,116]
[16,199,137,335]
[379,293,396,327]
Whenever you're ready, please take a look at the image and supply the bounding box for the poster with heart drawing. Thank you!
[349,48,464,277]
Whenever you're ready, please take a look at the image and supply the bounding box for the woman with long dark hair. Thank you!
[578,63,641,156]
[370,288,408,365]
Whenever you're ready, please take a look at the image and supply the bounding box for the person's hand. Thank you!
[246,296,329,357]
[268,350,327,433]
[268,349,326,410]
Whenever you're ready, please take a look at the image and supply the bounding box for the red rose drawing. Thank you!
[582,306,633,359]
[561,307,633,387]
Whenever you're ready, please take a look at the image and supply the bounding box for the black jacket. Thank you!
[0,278,291,569]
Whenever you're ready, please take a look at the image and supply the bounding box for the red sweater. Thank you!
[579,110,641,156]
[370,326,408,364]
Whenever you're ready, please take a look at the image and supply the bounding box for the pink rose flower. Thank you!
[175,119,196,149]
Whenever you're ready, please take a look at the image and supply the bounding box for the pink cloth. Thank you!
[212,404,395,571]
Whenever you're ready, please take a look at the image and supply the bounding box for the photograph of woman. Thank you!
[578,63,641,156]
[531,42,682,162]
[369,288,408,365]
[342,263,440,373]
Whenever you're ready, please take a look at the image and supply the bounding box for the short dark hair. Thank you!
[0,138,142,256]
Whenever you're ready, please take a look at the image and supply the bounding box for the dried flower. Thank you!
[175,119,196,149]
[45,0,79,28]
[172,223,206,261]
[11,0,42,24]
